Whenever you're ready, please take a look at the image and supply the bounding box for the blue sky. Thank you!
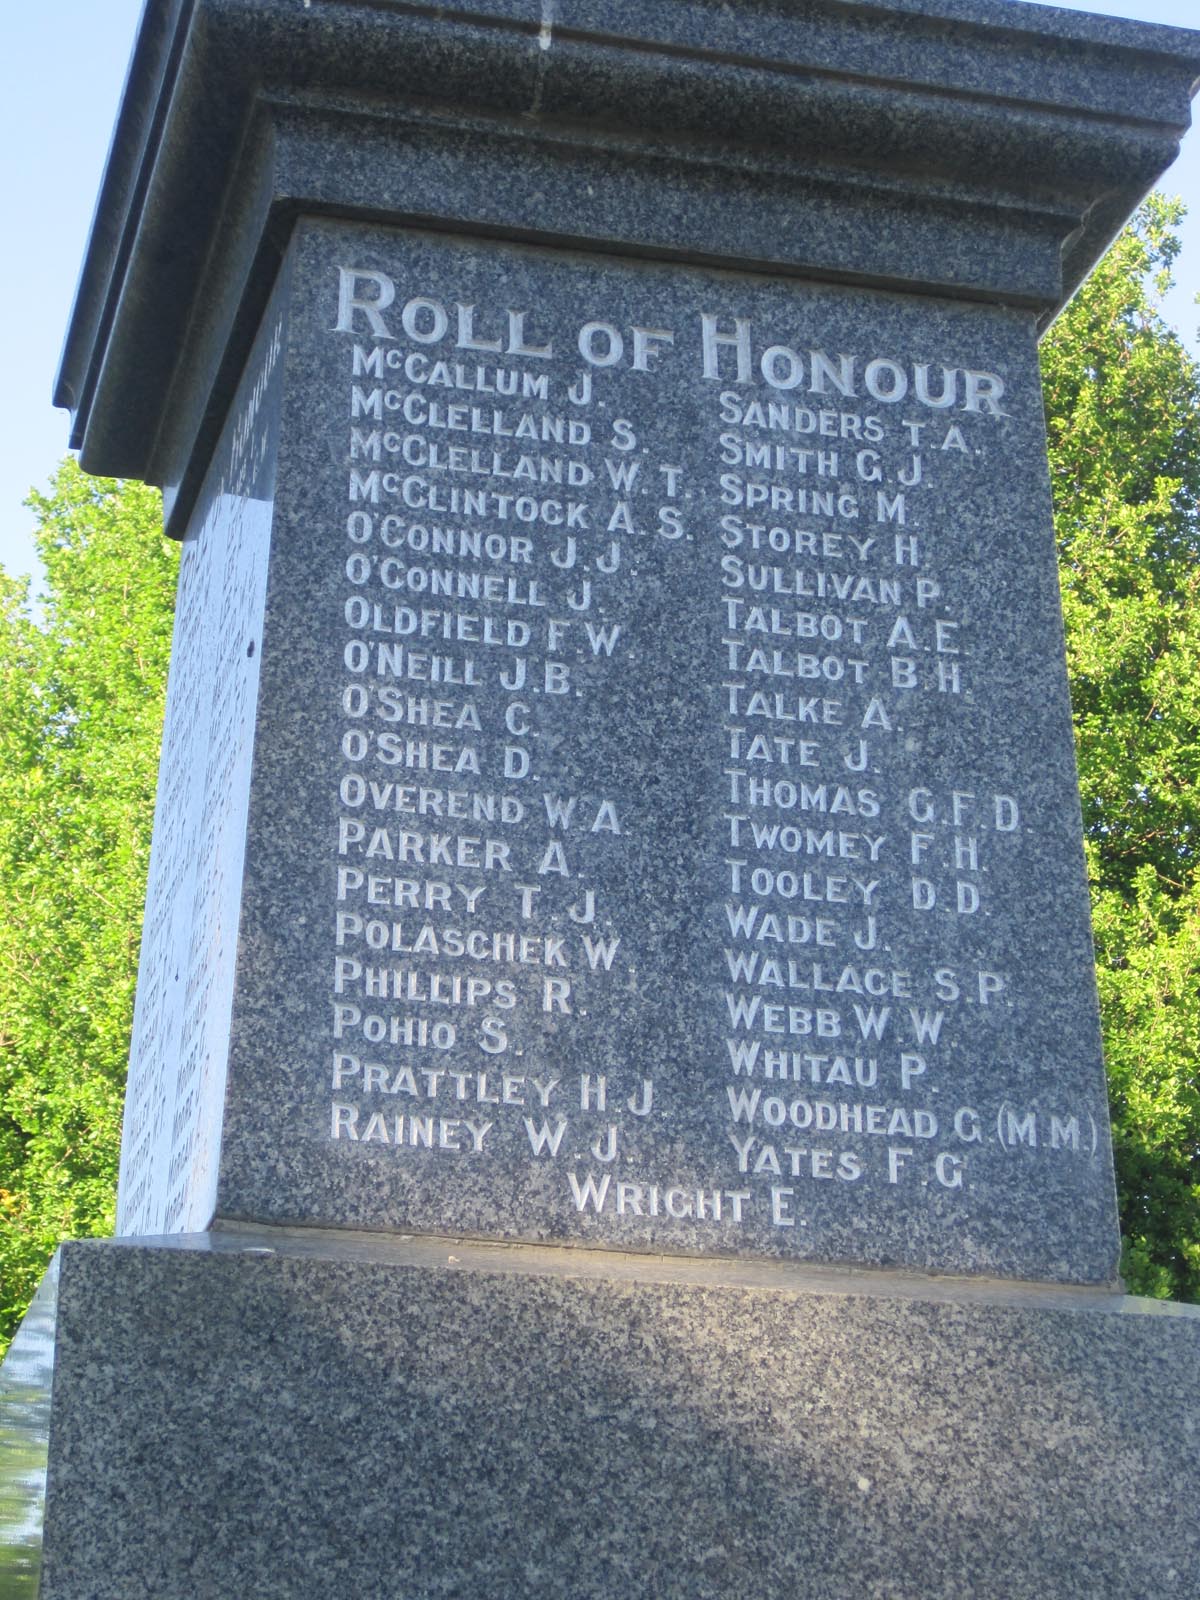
[2,0,1198,581]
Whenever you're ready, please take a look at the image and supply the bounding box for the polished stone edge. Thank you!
[115,1225,1200,1317]
[56,0,1200,529]
[0,1256,58,1600]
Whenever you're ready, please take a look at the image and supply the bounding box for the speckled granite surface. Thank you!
[29,1234,1200,1600]
[168,219,1121,1286]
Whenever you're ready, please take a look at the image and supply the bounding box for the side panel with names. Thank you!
[117,278,285,1235]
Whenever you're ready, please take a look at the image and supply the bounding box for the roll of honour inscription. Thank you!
[282,221,1113,1279]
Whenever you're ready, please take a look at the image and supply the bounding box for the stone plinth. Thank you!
[28,1232,1200,1600]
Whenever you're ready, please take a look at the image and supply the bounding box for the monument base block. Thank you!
[16,1232,1200,1599]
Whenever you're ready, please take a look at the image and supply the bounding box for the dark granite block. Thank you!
[122,217,1121,1283]
[28,1233,1200,1600]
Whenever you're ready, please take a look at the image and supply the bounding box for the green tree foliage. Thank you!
[0,461,175,1351]
[1042,196,1200,1302]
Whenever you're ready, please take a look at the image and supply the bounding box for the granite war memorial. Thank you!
[4,0,1200,1594]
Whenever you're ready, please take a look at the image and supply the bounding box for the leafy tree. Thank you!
[0,461,175,1352]
[1042,195,1200,1302]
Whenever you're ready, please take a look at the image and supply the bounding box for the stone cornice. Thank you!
[56,0,1200,528]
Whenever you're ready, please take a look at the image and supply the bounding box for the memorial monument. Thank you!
[4,0,1200,1593]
